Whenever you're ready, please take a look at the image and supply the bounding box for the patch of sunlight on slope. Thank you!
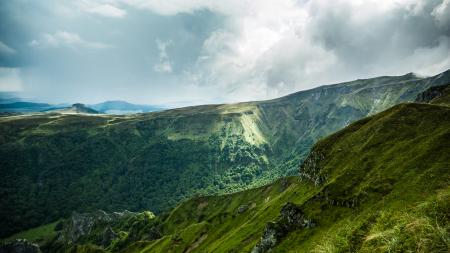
[340,86,406,115]
[239,110,266,146]
[367,88,399,115]
[215,103,267,147]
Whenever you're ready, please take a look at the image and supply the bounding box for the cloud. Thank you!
[153,40,173,73]
[29,31,113,50]
[77,1,127,18]
[115,0,246,16]
[0,41,16,55]
[167,0,450,102]
[2,0,450,105]
[0,68,23,92]
[432,0,450,26]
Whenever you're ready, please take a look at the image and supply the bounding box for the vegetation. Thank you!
[1,71,449,239]
[1,221,58,244]
[5,83,449,252]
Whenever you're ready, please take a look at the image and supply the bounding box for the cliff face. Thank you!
[0,70,449,237]
[415,83,450,104]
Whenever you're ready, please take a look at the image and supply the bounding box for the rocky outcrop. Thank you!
[299,151,327,186]
[312,188,361,209]
[252,203,314,253]
[61,210,135,243]
[415,84,449,103]
[237,204,249,214]
[101,226,118,247]
[0,239,41,253]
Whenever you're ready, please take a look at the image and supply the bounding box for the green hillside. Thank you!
[1,71,449,238]
[8,83,449,253]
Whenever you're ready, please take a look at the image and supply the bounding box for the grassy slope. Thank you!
[1,221,58,244]
[1,71,449,238]
[118,98,450,252]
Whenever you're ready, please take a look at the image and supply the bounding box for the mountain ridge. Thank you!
[0,70,449,238]
[4,83,448,252]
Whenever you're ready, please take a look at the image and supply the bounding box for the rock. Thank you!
[63,210,136,243]
[299,151,327,186]
[279,203,313,229]
[279,178,289,192]
[252,203,313,253]
[101,226,118,247]
[146,226,163,241]
[251,222,278,253]
[0,239,41,253]
[415,84,449,103]
[237,204,249,214]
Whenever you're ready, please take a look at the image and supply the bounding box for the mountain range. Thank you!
[0,99,163,115]
[0,71,449,252]
[2,79,449,253]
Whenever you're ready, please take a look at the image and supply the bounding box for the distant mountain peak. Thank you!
[44,103,99,114]
[69,103,99,114]
[90,100,163,114]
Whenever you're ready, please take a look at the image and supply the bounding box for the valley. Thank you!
[2,82,449,252]
[0,72,449,252]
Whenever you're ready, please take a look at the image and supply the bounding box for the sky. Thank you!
[0,0,449,106]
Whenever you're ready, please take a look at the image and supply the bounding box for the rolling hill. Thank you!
[0,70,449,238]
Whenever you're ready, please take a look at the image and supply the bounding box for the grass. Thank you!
[4,97,450,253]
[116,100,449,253]
[1,221,59,244]
[0,73,440,239]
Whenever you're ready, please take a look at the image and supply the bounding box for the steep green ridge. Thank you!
[1,71,449,237]
[7,83,449,253]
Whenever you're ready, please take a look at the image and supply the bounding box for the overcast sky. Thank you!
[0,0,449,106]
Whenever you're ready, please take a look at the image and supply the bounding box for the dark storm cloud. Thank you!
[308,0,450,74]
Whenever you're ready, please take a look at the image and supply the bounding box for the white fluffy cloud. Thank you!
[78,1,127,18]
[29,31,113,50]
[29,31,112,49]
[169,0,450,101]
[105,0,450,101]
